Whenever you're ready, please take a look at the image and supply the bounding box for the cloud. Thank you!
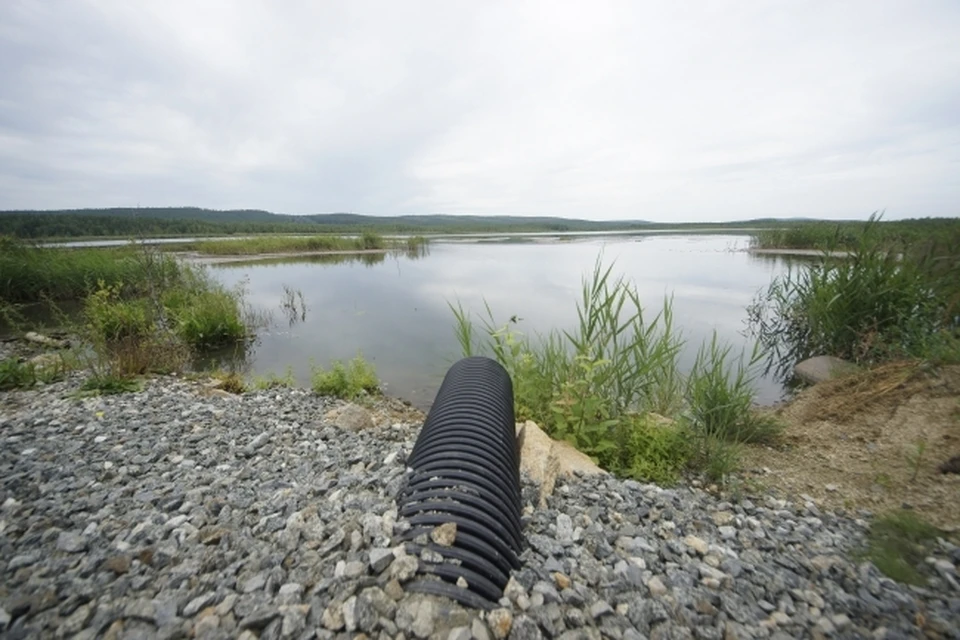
[0,0,958,220]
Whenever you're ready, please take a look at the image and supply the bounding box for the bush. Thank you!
[311,354,380,399]
[452,258,773,484]
[84,283,155,341]
[748,215,960,378]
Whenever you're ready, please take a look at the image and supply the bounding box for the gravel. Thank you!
[2,375,959,639]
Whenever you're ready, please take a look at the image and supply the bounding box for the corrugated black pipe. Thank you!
[396,356,523,609]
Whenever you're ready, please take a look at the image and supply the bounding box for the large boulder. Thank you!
[516,420,606,506]
[794,356,857,385]
[325,403,375,432]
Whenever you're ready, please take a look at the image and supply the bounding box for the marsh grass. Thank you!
[452,258,772,483]
[748,215,960,379]
[187,233,388,256]
[0,236,181,303]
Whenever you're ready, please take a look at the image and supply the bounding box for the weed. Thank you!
[281,286,307,325]
[906,439,928,483]
[0,358,37,390]
[311,354,380,399]
[861,510,942,585]
[211,370,247,394]
[79,373,142,395]
[685,336,782,445]
[252,368,297,390]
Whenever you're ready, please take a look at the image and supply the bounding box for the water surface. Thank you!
[209,235,795,410]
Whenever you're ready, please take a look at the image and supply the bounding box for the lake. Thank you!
[206,234,796,410]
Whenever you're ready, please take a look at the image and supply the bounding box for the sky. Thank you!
[0,1,958,222]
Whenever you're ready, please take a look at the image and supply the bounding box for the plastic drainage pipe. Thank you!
[396,356,524,609]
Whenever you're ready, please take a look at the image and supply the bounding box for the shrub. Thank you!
[748,215,960,378]
[311,354,379,399]
[452,258,773,484]
[84,283,155,342]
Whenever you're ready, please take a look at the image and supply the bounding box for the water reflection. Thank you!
[208,235,796,410]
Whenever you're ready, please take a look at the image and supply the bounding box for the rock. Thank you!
[939,455,960,474]
[553,572,572,590]
[794,355,857,385]
[431,522,458,547]
[28,352,64,372]
[103,555,131,574]
[326,403,375,431]
[369,547,395,573]
[56,531,87,553]
[647,576,668,596]
[24,331,69,348]
[508,615,542,640]
[321,604,344,631]
[487,608,513,640]
[389,552,419,582]
[516,420,606,505]
[183,592,215,617]
[449,625,472,640]
[684,535,709,556]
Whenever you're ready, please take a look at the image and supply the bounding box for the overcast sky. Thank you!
[1,1,958,221]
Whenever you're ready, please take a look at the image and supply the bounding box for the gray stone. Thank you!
[183,592,216,617]
[508,615,542,640]
[56,531,87,553]
[369,547,395,573]
[794,355,856,384]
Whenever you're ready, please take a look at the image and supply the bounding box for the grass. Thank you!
[1,239,251,387]
[252,368,297,390]
[211,369,247,394]
[452,258,775,484]
[185,232,388,256]
[862,510,943,585]
[0,358,38,390]
[0,236,181,303]
[78,372,142,395]
[748,215,960,380]
[311,354,380,400]
[750,216,960,252]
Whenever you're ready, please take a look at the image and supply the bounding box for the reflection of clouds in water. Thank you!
[202,236,794,408]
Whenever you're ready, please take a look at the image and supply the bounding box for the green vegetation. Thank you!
[748,216,960,379]
[252,368,297,390]
[186,233,387,255]
[452,260,775,484]
[0,358,39,390]
[750,216,960,251]
[78,372,143,396]
[1,240,251,390]
[210,370,248,394]
[861,511,943,585]
[311,354,380,400]
[0,236,181,303]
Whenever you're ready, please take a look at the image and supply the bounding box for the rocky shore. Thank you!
[2,375,959,639]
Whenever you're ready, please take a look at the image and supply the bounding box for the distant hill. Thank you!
[1,206,907,240]
[0,207,662,238]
